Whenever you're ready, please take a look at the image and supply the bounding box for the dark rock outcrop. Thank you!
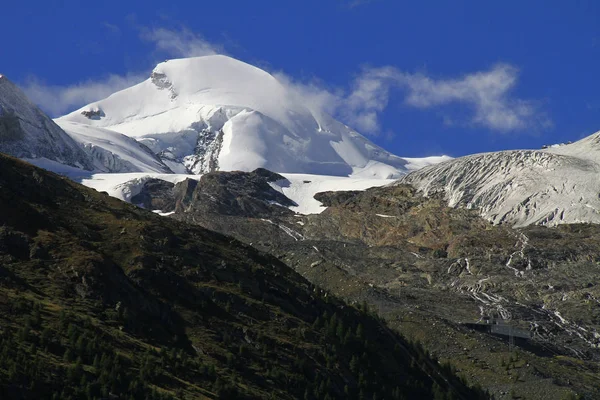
[175,168,295,218]
[130,178,175,211]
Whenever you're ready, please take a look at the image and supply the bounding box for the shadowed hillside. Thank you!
[0,154,486,399]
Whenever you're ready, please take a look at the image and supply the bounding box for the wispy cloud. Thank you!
[272,72,342,117]
[141,27,224,58]
[398,64,549,131]
[103,22,121,36]
[342,66,399,132]
[23,74,145,116]
[283,63,550,134]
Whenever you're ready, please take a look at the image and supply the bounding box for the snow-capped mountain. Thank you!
[58,55,448,178]
[400,133,600,227]
[0,74,93,169]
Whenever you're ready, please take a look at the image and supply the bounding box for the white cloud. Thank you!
[283,63,549,134]
[399,64,546,131]
[23,74,145,117]
[273,69,396,134]
[273,72,342,117]
[141,27,223,58]
[342,66,400,132]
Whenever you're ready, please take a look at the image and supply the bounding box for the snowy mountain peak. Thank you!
[58,55,447,178]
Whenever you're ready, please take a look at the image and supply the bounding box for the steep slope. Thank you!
[0,75,92,169]
[0,154,485,399]
[58,55,448,178]
[400,132,600,227]
[56,120,173,173]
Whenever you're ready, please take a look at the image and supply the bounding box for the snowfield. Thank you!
[269,173,396,214]
[40,165,392,214]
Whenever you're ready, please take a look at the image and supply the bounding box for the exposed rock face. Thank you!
[174,168,295,218]
[150,70,177,99]
[130,178,175,210]
[183,128,224,173]
[172,178,198,212]
[80,108,105,119]
[0,75,93,169]
[313,190,361,207]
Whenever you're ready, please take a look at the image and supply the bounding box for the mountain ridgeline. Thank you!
[0,153,486,399]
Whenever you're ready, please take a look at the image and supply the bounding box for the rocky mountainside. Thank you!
[136,168,600,400]
[0,75,92,170]
[400,133,600,227]
[57,55,449,177]
[0,154,486,399]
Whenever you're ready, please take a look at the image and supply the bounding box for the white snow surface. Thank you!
[401,131,600,227]
[56,120,173,173]
[57,55,447,178]
[269,174,395,214]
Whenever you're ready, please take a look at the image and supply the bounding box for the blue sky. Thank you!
[2,0,599,158]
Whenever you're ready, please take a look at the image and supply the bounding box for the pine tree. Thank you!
[356,324,364,340]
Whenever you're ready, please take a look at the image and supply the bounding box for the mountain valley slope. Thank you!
[0,154,486,399]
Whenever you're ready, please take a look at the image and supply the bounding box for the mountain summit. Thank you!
[58,55,448,177]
